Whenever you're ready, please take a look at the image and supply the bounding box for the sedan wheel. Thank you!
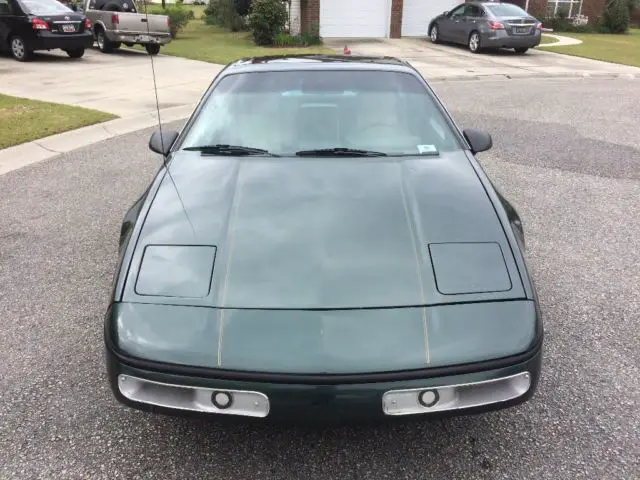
[65,48,85,58]
[468,31,481,53]
[430,24,439,43]
[10,36,31,62]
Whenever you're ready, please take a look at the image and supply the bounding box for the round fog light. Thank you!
[418,389,439,408]
[211,391,233,409]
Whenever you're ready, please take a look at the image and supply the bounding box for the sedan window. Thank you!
[179,70,464,157]
[0,0,12,13]
[485,3,529,16]
[17,0,72,14]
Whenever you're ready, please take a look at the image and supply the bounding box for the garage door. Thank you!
[401,0,460,37]
[320,0,391,38]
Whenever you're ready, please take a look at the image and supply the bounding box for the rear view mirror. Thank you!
[463,128,492,154]
[149,130,179,156]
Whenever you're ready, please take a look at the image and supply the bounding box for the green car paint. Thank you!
[110,300,537,373]
[104,55,543,421]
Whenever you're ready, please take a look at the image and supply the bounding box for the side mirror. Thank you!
[463,128,492,154]
[149,129,179,156]
[443,10,449,15]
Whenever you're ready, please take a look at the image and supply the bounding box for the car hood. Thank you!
[121,150,526,310]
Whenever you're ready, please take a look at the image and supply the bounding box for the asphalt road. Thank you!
[1,77,639,480]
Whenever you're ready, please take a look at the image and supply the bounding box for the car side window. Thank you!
[0,0,12,14]
[468,5,482,17]
[449,4,466,17]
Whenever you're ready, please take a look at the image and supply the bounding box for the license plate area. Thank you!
[135,34,151,42]
[514,26,530,34]
[61,23,76,33]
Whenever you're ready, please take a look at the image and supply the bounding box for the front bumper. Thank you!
[105,343,543,423]
[481,30,541,49]
[28,31,93,51]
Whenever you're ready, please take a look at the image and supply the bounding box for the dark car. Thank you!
[429,1,542,54]
[105,54,543,423]
[0,0,93,61]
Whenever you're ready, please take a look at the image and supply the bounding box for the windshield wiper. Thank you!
[182,144,279,156]
[295,148,387,157]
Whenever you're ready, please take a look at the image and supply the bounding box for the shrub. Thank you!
[233,0,252,16]
[248,0,288,45]
[537,14,595,32]
[299,22,321,45]
[205,0,246,31]
[149,4,192,38]
[601,0,630,32]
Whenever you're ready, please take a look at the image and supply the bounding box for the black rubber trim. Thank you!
[104,322,543,386]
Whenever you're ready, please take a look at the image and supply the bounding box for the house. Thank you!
[290,0,462,38]
[526,0,605,23]
[290,0,625,38]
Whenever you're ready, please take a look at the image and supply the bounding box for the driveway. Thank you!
[1,76,639,479]
[325,37,640,80]
[0,47,222,117]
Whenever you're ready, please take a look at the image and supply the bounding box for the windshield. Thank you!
[18,0,73,14]
[485,3,529,16]
[179,70,463,157]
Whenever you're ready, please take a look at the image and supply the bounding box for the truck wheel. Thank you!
[145,43,160,55]
[96,29,111,52]
[10,36,32,62]
[65,48,85,58]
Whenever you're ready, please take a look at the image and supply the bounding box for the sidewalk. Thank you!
[0,104,193,176]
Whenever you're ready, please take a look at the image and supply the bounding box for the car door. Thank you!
[0,0,13,51]
[438,4,464,42]
[447,4,471,44]
[460,4,483,41]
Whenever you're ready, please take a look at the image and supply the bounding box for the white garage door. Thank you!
[401,0,460,37]
[320,0,391,38]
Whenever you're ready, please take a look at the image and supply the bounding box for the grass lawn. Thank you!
[538,34,559,45]
[538,28,640,67]
[152,9,335,65]
[0,94,117,150]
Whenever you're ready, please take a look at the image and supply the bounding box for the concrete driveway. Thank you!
[0,47,221,117]
[325,37,640,81]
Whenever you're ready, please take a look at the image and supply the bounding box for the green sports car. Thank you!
[104,54,543,422]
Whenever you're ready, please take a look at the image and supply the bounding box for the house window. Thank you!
[547,0,583,18]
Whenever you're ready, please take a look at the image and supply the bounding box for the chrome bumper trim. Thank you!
[118,374,270,417]
[382,372,531,415]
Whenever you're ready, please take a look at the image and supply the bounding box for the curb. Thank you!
[427,71,638,82]
[0,103,195,176]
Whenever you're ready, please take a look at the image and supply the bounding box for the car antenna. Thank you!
[141,1,196,237]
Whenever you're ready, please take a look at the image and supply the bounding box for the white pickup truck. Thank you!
[81,0,171,54]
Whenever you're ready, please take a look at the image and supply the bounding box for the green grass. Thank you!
[538,34,559,45]
[152,9,335,65]
[0,94,117,150]
[538,28,640,67]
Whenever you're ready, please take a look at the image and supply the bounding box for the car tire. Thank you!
[429,24,440,44]
[10,36,32,62]
[96,29,115,53]
[145,43,160,55]
[514,47,529,54]
[468,31,481,53]
[65,47,85,58]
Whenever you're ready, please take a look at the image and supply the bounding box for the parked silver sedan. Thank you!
[428,1,542,54]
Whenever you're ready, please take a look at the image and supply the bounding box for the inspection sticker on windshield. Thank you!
[417,144,438,154]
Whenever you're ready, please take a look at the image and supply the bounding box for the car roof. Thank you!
[223,54,417,74]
